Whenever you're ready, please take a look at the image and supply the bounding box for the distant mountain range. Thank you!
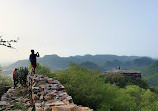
[4,54,154,71]
[4,54,158,87]
[103,57,154,71]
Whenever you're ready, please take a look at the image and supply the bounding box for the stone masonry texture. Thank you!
[27,74,93,111]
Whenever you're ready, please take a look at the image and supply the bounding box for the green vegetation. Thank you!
[0,74,13,86]
[101,74,149,89]
[31,63,56,78]
[142,61,158,87]
[0,67,13,97]
[80,61,104,71]
[142,61,158,77]
[0,66,12,86]
[14,67,28,86]
[54,63,158,111]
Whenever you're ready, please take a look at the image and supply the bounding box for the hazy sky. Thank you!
[0,0,158,65]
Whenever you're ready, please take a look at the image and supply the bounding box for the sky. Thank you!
[0,0,158,65]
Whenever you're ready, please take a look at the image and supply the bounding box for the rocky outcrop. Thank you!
[27,74,93,111]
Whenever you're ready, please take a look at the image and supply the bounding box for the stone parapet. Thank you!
[27,74,93,111]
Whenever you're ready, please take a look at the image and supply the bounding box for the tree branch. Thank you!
[0,36,19,49]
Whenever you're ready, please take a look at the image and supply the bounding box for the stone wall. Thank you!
[0,74,93,111]
[0,86,10,98]
[102,70,141,81]
[27,74,93,111]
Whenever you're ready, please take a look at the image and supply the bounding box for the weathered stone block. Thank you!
[44,95,52,100]
[78,106,93,111]
[44,107,51,111]
[52,104,77,111]
[35,107,44,111]
[35,103,42,108]
[47,78,53,84]
[66,96,73,103]
[47,92,56,98]
[0,101,10,106]
[52,80,59,84]
[52,101,65,106]
[32,87,40,94]
[32,94,39,100]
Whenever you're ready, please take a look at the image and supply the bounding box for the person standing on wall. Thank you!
[12,68,18,89]
[29,50,40,74]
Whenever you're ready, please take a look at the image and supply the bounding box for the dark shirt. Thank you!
[29,54,37,63]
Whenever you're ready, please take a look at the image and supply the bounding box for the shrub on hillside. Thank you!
[0,74,12,86]
[55,63,158,111]
[101,74,149,89]
[56,62,105,110]
[29,63,56,78]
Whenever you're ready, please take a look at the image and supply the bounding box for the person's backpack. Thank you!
[29,54,36,62]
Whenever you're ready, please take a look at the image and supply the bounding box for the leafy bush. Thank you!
[29,63,56,78]
[0,74,13,86]
[0,67,12,86]
[0,67,13,97]
[14,67,28,86]
[56,63,106,109]
[55,63,158,111]
[101,74,149,89]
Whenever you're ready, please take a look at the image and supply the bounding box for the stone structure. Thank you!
[102,70,141,81]
[0,86,30,111]
[27,74,93,111]
[0,74,93,111]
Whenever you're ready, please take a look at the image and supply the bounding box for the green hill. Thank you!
[142,61,158,87]
[142,61,158,78]
[103,57,154,71]
[145,73,158,87]
[80,61,105,71]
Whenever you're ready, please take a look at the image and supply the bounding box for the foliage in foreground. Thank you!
[30,63,56,78]
[0,68,13,97]
[0,68,13,86]
[55,63,158,111]
[0,74,13,86]
[14,67,28,86]
[101,74,149,89]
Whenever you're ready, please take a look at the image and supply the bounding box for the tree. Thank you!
[0,35,18,49]
[29,63,56,78]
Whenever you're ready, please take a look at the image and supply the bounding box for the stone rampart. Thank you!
[27,74,93,111]
[0,74,92,111]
